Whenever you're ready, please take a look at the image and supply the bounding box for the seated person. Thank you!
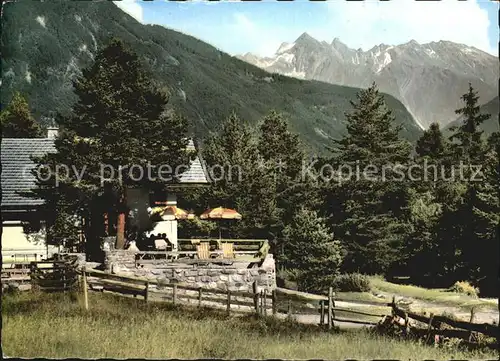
[154,234,173,251]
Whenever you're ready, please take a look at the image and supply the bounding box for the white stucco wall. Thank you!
[1,222,58,262]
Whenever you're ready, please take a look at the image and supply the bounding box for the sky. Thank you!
[114,0,499,57]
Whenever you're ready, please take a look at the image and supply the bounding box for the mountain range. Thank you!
[237,33,498,133]
[1,0,422,155]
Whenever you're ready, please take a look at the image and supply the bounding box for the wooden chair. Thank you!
[196,242,210,260]
[221,243,235,259]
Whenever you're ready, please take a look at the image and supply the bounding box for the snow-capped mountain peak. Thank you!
[236,33,498,130]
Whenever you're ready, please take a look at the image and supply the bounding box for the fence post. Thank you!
[272,289,277,316]
[468,307,476,342]
[332,290,336,322]
[198,287,203,307]
[172,284,177,305]
[226,290,231,315]
[62,262,67,293]
[328,287,333,330]
[259,290,264,316]
[425,313,434,344]
[30,262,36,292]
[320,300,325,327]
[144,281,149,302]
[403,311,410,337]
[263,289,268,316]
[252,281,258,314]
[82,267,89,311]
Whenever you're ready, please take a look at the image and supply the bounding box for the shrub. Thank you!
[332,273,371,292]
[448,281,479,298]
[276,269,299,290]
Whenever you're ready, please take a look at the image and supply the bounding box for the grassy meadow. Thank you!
[2,290,497,359]
[369,276,498,310]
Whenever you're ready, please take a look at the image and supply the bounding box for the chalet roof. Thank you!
[1,138,56,208]
[179,139,210,184]
[1,138,209,209]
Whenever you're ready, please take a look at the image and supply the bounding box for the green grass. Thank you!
[369,276,498,310]
[336,291,387,303]
[2,291,497,359]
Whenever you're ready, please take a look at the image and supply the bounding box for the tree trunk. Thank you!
[116,190,127,249]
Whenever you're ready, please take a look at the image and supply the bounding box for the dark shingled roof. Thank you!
[1,138,56,208]
[1,138,209,209]
[179,139,210,184]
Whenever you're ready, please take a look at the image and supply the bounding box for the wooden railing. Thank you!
[134,239,269,263]
[80,268,389,328]
[390,301,498,341]
[76,268,498,346]
[29,259,79,292]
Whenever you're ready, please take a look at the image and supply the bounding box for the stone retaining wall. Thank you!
[103,250,276,292]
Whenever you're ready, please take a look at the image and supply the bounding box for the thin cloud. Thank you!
[231,13,289,57]
[113,0,144,23]
[320,0,493,54]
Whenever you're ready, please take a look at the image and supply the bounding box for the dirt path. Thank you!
[278,313,376,330]
[376,291,499,325]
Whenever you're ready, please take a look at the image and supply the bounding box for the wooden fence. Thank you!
[134,239,269,263]
[79,269,392,329]
[76,268,498,346]
[29,259,79,292]
[390,300,498,342]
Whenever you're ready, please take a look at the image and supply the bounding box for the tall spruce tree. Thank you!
[449,83,489,164]
[1,92,44,138]
[32,39,192,251]
[466,132,499,294]
[256,110,320,260]
[329,82,413,274]
[282,207,344,293]
[405,122,450,283]
[416,123,447,160]
[436,84,493,286]
[202,112,279,239]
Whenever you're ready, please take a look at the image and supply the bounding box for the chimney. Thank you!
[47,126,58,139]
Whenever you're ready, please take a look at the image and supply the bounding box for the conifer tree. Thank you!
[449,83,489,164]
[416,122,447,160]
[329,82,413,274]
[436,84,493,285]
[1,92,44,138]
[201,112,279,239]
[467,132,499,293]
[282,207,343,293]
[256,110,320,259]
[32,39,192,250]
[404,123,450,282]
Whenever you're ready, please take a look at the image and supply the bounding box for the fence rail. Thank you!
[80,269,388,331]
[22,261,496,347]
[133,239,269,263]
[391,303,498,339]
[29,260,79,293]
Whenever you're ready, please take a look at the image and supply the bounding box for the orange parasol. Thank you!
[200,207,242,220]
[150,203,196,221]
[200,207,242,238]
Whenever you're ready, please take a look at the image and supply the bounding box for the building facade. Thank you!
[1,128,209,258]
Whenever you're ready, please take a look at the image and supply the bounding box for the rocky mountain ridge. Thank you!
[1,2,422,154]
[237,33,498,130]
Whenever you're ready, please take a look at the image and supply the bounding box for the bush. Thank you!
[276,269,299,290]
[448,281,479,298]
[332,273,371,292]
